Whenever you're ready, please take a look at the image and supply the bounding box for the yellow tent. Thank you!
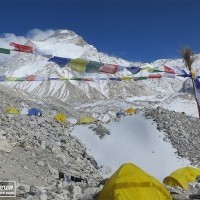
[124,108,136,115]
[6,107,20,114]
[98,163,172,200]
[54,113,67,122]
[163,167,200,189]
[77,116,96,124]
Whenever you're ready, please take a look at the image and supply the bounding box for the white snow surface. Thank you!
[71,114,191,181]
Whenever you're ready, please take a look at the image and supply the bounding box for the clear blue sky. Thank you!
[0,0,200,62]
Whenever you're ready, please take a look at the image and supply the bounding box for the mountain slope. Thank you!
[0,29,189,104]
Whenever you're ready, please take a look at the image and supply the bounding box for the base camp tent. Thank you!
[98,163,172,200]
[116,111,126,118]
[28,108,42,116]
[163,167,200,189]
[77,116,96,124]
[125,108,136,115]
[6,107,20,114]
[54,113,67,122]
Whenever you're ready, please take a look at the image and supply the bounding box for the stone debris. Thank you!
[1,83,200,199]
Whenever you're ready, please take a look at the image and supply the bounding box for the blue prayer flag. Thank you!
[48,56,71,68]
[126,67,141,74]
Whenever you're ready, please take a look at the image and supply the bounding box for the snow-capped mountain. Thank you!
[0,29,199,116]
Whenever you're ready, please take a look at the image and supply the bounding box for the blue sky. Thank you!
[0,0,200,62]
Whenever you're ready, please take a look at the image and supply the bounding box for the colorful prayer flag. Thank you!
[85,61,103,73]
[26,75,36,81]
[10,42,33,53]
[0,75,6,81]
[100,64,119,74]
[68,58,88,73]
[48,56,71,68]
[148,74,162,79]
[126,67,141,74]
[164,65,175,74]
[0,47,11,55]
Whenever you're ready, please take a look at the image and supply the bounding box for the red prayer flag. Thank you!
[10,42,33,53]
[148,74,162,79]
[100,64,119,74]
[164,65,175,74]
[26,75,36,81]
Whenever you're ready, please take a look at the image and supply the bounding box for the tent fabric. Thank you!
[0,47,11,54]
[125,108,136,115]
[54,113,67,122]
[68,58,88,73]
[6,107,20,114]
[163,167,200,189]
[116,111,126,118]
[28,108,42,116]
[98,163,172,200]
[48,56,71,68]
[85,61,103,73]
[10,42,33,53]
[100,64,119,74]
[77,116,96,124]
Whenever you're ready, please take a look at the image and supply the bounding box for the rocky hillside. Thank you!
[0,84,103,199]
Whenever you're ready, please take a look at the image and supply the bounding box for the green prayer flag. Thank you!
[0,47,11,55]
[85,61,104,73]
[134,77,148,81]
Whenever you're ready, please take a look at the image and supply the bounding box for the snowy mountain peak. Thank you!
[43,29,87,47]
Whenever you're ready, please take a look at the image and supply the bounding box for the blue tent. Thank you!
[116,111,126,118]
[28,108,42,116]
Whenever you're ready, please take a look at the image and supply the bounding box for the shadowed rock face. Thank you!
[181,78,194,94]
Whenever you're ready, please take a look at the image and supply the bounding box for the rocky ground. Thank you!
[0,85,103,200]
[144,107,200,200]
[1,82,200,199]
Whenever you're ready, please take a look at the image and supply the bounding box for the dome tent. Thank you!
[77,116,96,124]
[28,108,42,116]
[125,108,136,115]
[54,113,67,122]
[98,163,172,200]
[116,111,125,118]
[163,167,200,189]
[6,107,20,114]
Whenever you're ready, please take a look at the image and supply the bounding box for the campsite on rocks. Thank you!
[0,29,200,200]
